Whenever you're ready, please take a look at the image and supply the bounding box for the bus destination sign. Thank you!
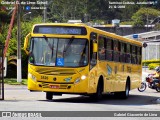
[33,26,87,35]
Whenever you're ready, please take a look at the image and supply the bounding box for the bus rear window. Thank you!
[33,26,87,35]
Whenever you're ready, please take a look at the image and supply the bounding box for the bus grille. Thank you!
[35,68,76,76]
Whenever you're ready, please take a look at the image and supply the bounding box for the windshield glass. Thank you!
[29,37,88,67]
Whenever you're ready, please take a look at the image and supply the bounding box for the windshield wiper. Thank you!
[63,36,74,53]
[43,35,53,50]
[43,35,55,59]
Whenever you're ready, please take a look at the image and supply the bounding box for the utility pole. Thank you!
[17,0,22,82]
[43,0,47,22]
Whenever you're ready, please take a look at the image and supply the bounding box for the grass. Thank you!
[4,78,27,85]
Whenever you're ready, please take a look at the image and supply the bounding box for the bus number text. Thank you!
[41,76,48,80]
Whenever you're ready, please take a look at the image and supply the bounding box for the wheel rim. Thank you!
[138,83,146,91]
[126,84,129,97]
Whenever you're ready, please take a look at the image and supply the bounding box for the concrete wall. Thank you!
[95,27,153,36]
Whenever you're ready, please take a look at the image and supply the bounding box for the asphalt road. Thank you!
[1,83,160,111]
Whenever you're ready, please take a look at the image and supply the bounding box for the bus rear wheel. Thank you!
[46,92,53,100]
[114,82,130,99]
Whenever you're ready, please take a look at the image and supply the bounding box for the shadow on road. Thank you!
[39,94,159,106]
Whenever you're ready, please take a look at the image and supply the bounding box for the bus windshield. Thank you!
[29,37,88,67]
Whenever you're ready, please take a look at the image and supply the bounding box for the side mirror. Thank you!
[24,33,31,55]
[93,43,98,52]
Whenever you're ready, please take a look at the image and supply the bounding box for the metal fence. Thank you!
[0,45,4,100]
[142,42,160,60]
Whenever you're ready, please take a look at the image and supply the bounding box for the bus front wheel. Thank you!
[46,92,53,100]
[90,82,103,101]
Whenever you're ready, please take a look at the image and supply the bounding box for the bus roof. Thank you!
[32,23,142,46]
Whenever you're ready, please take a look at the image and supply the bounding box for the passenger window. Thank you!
[90,32,97,69]
[120,42,126,63]
[113,40,120,62]
[125,44,131,63]
[106,38,113,61]
[131,45,137,64]
[137,47,142,64]
[98,36,106,60]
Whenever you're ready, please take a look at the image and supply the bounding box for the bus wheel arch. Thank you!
[90,75,104,101]
[114,76,130,99]
[98,75,104,92]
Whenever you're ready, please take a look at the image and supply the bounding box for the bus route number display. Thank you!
[33,26,87,35]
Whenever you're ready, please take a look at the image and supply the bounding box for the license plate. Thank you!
[50,85,59,89]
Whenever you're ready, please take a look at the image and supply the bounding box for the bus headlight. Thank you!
[81,75,87,80]
[28,73,36,82]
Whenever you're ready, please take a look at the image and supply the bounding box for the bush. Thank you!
[148,63,160,70]
[142,59,160,66]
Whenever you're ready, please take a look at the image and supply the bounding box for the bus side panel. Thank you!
[98,61,115,92]
[130,64,142,90]
[88,66,98,93]
[113,63,128,92]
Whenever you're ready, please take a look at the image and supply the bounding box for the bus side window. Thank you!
[137,47,142,64]
[90,32,97,69]
[98,36,105,60]
[120,42,125,63]
[106,38,113,61]
[125,44,131,63]
[113,40,120,62]
[131,45,137,64]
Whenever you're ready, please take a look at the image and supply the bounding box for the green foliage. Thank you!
[142,59,160,66]
[0,24,8,44]
[48,0,88,22]
[132,7,160,27]
[1,16,43,78]
[148,63,160,70]
[4,78,27,85]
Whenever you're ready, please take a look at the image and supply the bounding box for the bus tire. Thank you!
[115,81,130,99]
[46,92,53,100]
[90,81,103,101]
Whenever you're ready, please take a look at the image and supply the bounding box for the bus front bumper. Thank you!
[28,78,89,94]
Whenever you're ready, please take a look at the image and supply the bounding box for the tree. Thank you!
[0,3,11,32]
[1,16,43,78]
[131,7,160,27]
[47,0,88,22]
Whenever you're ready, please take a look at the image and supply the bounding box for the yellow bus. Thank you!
[24,23,142,101]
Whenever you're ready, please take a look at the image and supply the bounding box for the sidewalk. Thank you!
[142,68,155,74]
